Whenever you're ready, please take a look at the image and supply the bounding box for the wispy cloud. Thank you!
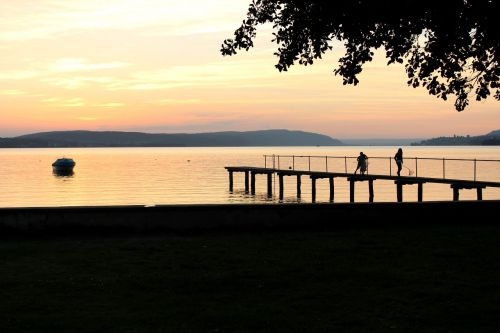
[59,98,86,107]
[42,97,86,107]
[0,71,39,80]
[95,103,124,108]
[0,89,26,96]
[76,116,98,121]
[41,76,118,90]
[50,58,131,72]
[0,0,249,41]
[42,97,125,109]
[156,98,202,105]
[102,59,299,91]
[27,58,282,92]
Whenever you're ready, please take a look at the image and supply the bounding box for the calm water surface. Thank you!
[0,146,499,208]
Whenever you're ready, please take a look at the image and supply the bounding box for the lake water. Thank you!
[0,146,499,208]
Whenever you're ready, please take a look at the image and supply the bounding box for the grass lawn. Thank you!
[1,225,500,332]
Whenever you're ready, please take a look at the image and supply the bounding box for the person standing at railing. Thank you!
[394,148,403,176]
[354,152,368,175]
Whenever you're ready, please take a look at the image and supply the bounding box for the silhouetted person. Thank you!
[354,152,368,175]
[394,148,403,176]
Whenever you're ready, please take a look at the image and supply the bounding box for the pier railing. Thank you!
[263,155,500,182]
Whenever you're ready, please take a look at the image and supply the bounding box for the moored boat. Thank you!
[52,158,76,174]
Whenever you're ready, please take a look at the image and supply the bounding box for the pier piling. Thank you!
[396,183,403,202]
[369,180,374,203]
[229,171,233,192]
[311,177,317,203]
[329,177,334,202]
[453,186,460,201]
[267,173,272,198]
[297,175,302,198]
[418,183,423,202]
[251,172,256,195]
[244,171,249,193]
[350,180,355,203]
[279,174,284,201]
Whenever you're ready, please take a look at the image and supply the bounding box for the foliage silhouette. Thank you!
[221,0,499,111]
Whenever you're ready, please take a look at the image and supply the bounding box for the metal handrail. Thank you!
[264,154,500,162]
[263,154,500,181]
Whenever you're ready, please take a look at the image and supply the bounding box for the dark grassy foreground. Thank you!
[1,225,500,332]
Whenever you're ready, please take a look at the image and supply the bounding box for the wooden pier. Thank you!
[225,166,500,203]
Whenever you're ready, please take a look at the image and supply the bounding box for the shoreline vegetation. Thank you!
[1,202,499,332]
[411,130,500,146]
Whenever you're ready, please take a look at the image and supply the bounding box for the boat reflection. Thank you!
[53,169,75,177]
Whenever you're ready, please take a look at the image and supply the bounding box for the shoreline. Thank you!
[1,200,498,235]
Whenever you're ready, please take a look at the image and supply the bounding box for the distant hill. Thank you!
[411,130,500,146]
[0,130,343,147]
[487,130,500,137]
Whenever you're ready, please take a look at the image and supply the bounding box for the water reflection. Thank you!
[0,147,498,208]
[53,170,75,178]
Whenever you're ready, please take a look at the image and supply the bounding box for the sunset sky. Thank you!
[1,0,498,139]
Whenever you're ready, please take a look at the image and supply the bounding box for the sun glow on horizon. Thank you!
[0,0,498,139]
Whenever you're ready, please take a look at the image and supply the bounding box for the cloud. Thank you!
[76,116,98,121]
[50,58,131,72]
[41,76,118,90]
[42,97,86,107]
[100,59,294,91]
[41,97,124,108]
[0,89,26,96]
[0,71,39,80]
[95,103,124,108]
[0,0,250,41]
[59,98,86,107]
[156,98,202,105]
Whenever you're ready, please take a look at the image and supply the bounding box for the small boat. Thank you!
[52,157,76,175]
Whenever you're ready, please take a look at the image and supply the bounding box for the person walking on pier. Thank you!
[354,152,368,175]
[394,148,403,176]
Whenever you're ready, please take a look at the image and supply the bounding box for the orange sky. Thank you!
[1,0,498,139]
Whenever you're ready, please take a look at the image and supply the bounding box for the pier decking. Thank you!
[225,166,500,203]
